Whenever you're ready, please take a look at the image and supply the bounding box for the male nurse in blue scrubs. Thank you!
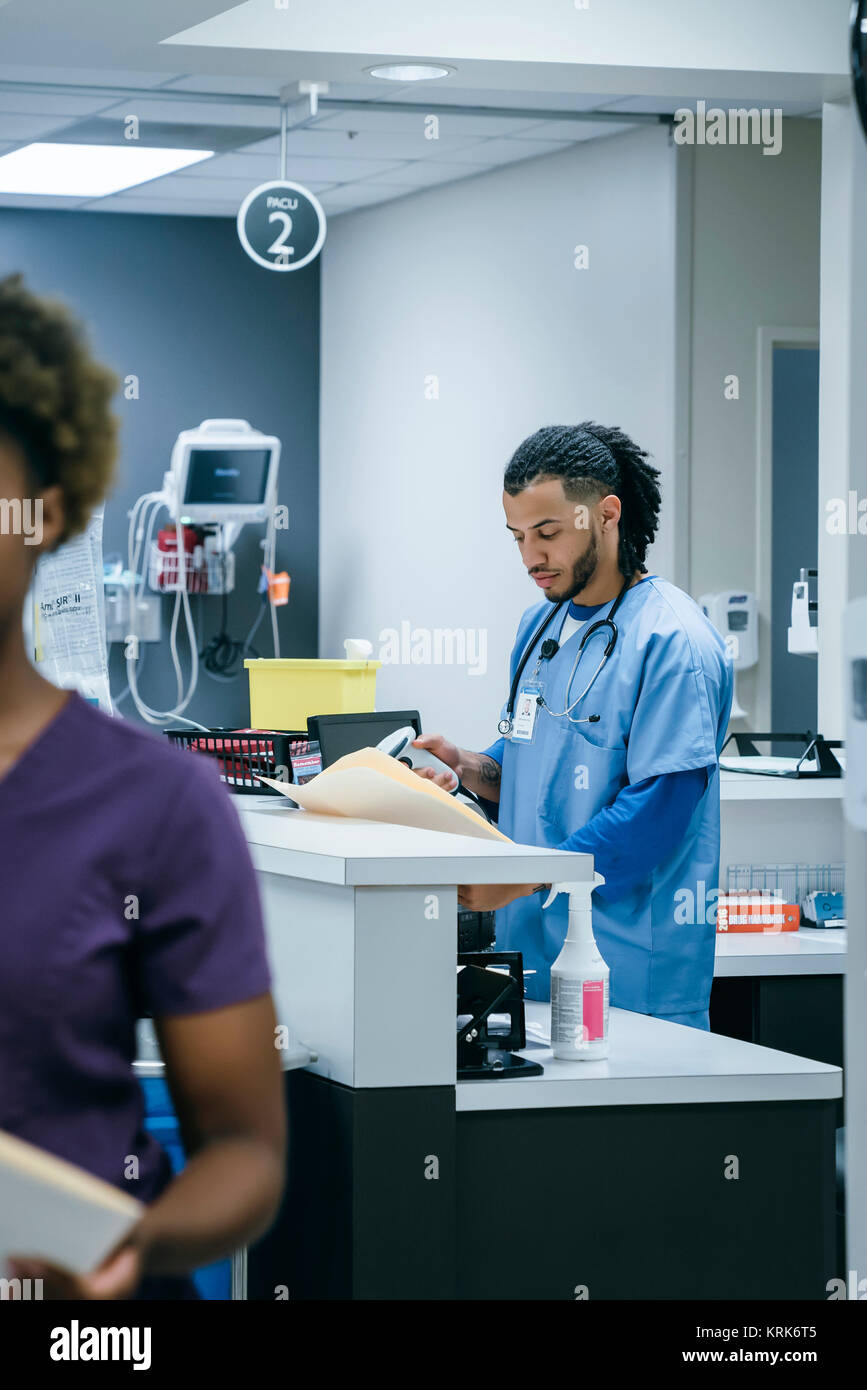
[416,422,733,1030]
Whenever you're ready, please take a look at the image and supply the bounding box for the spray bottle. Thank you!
[543,872,610,1060]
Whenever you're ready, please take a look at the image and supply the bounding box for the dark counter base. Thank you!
[248,1070,838,1301]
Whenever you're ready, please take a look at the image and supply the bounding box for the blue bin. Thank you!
[139,1076,233,1300]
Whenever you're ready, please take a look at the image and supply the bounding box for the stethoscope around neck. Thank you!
[497,577,631,736]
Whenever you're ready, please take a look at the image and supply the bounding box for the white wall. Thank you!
[319,124,678,749]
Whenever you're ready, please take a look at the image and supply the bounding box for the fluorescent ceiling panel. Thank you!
[0,142,213,196]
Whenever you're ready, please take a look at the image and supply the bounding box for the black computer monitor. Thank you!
[306,710,422,768]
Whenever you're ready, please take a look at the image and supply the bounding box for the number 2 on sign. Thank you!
[267,211,295,257]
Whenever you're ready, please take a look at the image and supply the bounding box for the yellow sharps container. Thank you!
[244,658,381,731]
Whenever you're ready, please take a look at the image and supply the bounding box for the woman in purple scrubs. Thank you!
[0,275,286,1299]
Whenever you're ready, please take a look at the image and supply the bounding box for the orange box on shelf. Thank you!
[715,892,800,934]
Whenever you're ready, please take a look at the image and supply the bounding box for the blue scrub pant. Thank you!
[654,1009,710,1031]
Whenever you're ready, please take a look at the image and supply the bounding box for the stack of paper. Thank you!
[258,746,510,843]
[0,1128,143,1276]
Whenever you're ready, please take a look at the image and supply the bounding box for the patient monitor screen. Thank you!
[184,447,272,506]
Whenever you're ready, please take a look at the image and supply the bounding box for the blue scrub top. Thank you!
[487,577,733,1017]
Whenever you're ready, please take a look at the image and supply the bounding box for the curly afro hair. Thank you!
[0,273,119,544]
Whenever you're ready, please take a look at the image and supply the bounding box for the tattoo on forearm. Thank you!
[477,756,501,789]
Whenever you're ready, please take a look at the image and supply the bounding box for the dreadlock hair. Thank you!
[503,422,662,579]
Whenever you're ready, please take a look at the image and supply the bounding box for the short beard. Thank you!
[544,529,599,603]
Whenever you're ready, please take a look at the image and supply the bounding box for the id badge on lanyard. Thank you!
[511,681,544,743]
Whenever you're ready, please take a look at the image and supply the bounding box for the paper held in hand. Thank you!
[258,746,511,843]
[0,1127,143,1276]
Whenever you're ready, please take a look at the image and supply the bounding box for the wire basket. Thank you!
[726,862,845,902]
[164,728,320,795]
[149,542,236,595]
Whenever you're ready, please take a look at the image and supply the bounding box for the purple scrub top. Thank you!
[0,692,272,1209]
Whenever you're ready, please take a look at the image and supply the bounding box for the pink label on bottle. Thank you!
[582,980,605,1041]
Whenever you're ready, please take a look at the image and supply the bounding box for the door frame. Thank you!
[755,325,819,731]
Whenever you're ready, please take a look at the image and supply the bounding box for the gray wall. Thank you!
[771,345,819,740]
[319,125,679,751]
[0,207,319,728]
[686,119,821,727]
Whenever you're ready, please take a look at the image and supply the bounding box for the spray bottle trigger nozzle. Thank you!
[542,872,605,910]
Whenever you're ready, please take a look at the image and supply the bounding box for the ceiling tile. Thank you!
[512,117,640,141]
[242,125,482,161]
[425,136,576,167]
[594,95,689,115]
[180,151,288,180]
[375,87,613,111]
[0,192,86,209]
[161,74,285,98]
[86,197,235,217]
[0,91,123,117]
[0,113,79,141]
[96,98,279,130]
[115,173,332,201]
[0,67,183,88]
[317,183,408,213]
[225,150,406,182]
[51,117,265,153]
[314,107,543,138]
[372,161,489,188]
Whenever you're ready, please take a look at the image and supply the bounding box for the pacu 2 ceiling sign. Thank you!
[236,181,327,272]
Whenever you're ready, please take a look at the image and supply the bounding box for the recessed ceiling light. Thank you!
[0,143,213,198]
[366,64,452,82]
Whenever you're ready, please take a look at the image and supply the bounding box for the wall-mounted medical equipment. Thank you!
[126,419,284,727]
[148,525,236,595]
[699,590,757,720]
[104,573,161,645]
[166,419,280,531]
[787,567,818,657]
